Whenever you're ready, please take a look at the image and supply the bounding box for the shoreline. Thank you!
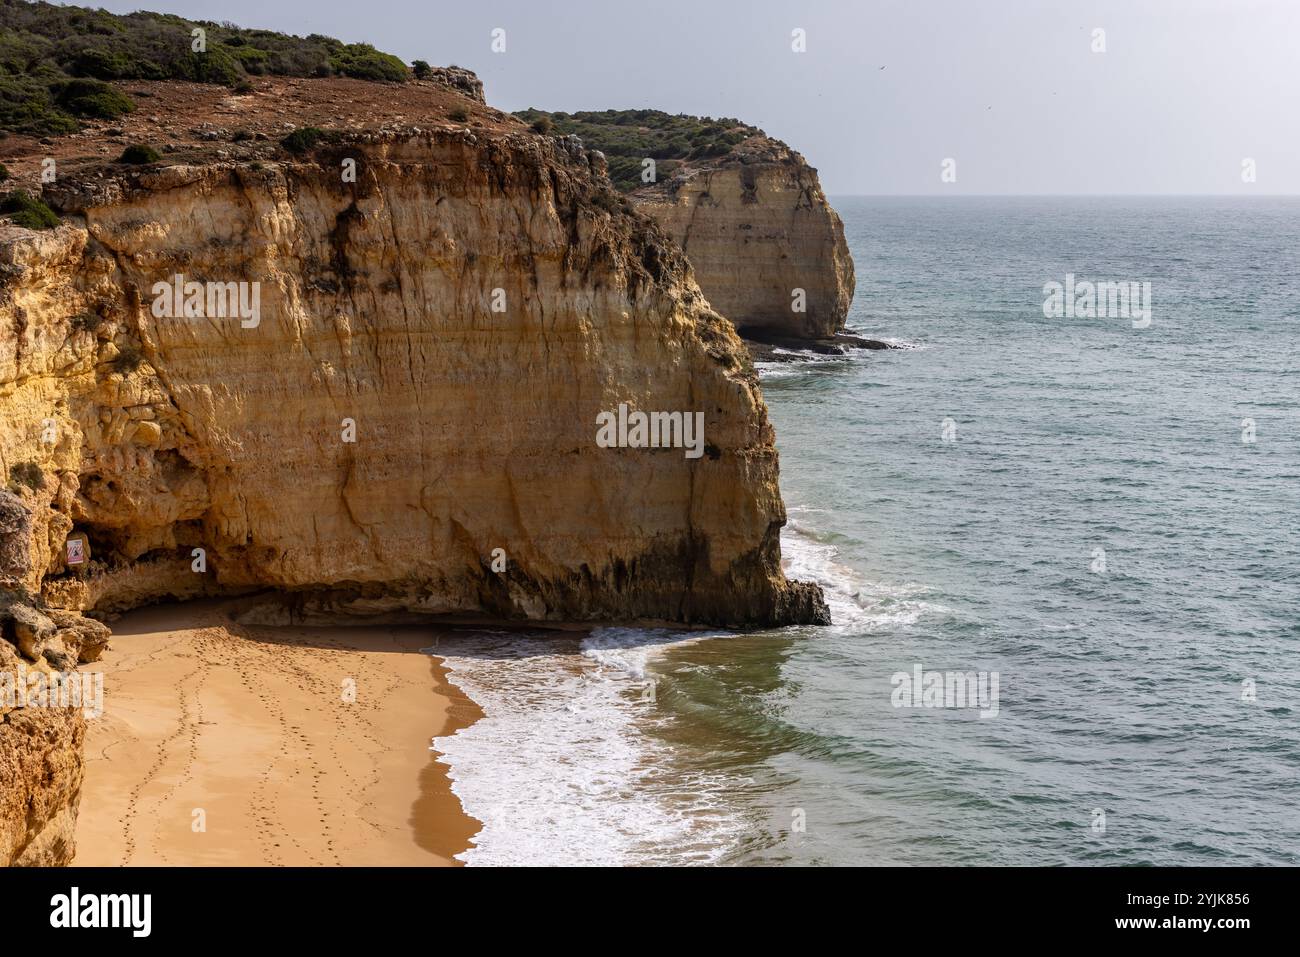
[73,600,482,866]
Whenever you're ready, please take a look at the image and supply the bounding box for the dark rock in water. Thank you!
[835,333,894,351]
[784,580,832,625]
[744,330,896,363]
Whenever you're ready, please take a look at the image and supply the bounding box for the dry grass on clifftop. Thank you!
[0,76,524,190]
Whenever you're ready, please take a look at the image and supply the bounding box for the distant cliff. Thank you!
[516,109,855,341]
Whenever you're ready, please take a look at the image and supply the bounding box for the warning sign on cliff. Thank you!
[66,534,89,566]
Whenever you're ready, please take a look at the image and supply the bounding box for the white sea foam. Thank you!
[753,358,838,379]
[429,628,747,866]
[781,517,942,631]
[429,518,939,866]
[754,337,926,380]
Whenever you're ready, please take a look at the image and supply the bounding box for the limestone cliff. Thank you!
[630,136,855,340]
[0,676,85,866]
[1,127,826,629]
[1,69,830,867]
[2,491,108,867]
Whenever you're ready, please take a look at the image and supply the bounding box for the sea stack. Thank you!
[631,136,855,340]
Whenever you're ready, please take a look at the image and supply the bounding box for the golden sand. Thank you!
[73,600,481,866]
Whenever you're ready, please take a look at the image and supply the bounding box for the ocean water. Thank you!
[433,197,1300,866]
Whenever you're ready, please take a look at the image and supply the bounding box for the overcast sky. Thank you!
[80,0,1300,194]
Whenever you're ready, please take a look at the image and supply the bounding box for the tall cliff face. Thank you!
[0,129,826,629]
[2,75,831,867]
[630,137,855,340]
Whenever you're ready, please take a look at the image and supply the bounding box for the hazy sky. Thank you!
[81,0,1300,194]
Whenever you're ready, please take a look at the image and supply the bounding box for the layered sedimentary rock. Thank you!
[630,136,855,340]
[1,128,825,629]
[0,674,85,867]
[1,81,834,865]
[1,491,108,867]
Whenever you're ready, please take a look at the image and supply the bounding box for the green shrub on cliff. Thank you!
[70,311,106,334]
[112,345,145,375]
[54,78,135,120]
[176,47,244,87]
[0,0,413,135]
[591,189,632,215]
[118,143,161,164]
[326,43,407,83]
[0,190,60,229]
[7,462,45,493]
[281,126,326,154]
[0,75,79,135]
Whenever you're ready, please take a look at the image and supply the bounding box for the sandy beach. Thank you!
[73,600,482,866]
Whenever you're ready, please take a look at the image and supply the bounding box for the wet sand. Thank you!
[73,600,482,866]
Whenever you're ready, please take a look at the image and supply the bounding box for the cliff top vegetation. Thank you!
[514,108,763,191]
[0,0,411,135]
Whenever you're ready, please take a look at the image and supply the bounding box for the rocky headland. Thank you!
[515,109,862,351]
[1,5,852,866]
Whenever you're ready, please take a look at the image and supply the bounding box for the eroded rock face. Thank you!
[631,137,855,339]
[0,677,85,867]
[0,491,33,586]
[425,66,486,103]
[2,128,826,628]
[1,577,100,865]
[1,122,830,864]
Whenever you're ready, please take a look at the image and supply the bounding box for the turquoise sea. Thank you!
[433,197,1300,865]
